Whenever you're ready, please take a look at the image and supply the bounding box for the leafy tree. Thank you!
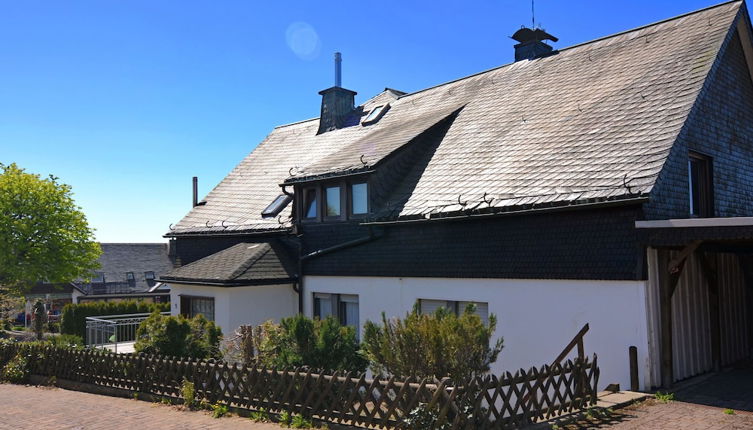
[0,163,101,295]
[362,304,503,382]
[134,312,223,359]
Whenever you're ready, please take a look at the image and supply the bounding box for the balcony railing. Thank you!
[85,312,170,353]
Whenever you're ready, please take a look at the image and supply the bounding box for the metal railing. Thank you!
[85,312,170,353]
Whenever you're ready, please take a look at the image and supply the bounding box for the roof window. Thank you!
[362,103,389,125]
[262,194,293,218]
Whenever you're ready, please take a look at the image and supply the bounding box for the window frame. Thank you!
[349,181,370,217]
[301,187,321,222]
[179,295,215,322]
[688,151,714,218]
[323,182,346,221]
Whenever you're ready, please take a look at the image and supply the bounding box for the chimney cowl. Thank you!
[512,27,558,62]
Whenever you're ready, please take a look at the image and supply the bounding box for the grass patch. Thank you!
[654,391,675,403]
[724,408,735,415]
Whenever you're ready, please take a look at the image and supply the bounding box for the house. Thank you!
[162,1,753,391]
[24,243,175,323]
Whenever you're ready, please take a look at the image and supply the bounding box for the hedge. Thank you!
[60,301,169,340]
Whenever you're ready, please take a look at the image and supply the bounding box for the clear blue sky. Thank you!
[0,0,723,242]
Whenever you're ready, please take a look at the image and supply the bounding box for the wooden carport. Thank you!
[637,217,753,388]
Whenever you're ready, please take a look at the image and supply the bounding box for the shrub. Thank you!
[47,334,84,349]
[250,315,366,372]
[60,300,169,339]
[1,353,28,383]
[403,403,450,430]
[362,304,503,381]
[290,414,313,428]
[250,408,272,422]
[278,411,292,427]
[180,378,196,409]
[134,312,222,359]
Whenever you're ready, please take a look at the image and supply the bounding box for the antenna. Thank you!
[531,0,535,29]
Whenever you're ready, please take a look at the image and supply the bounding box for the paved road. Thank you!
[0,384,282,430]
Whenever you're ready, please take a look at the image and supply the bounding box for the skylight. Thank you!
[362,103,389,125]
[261,194,293,218]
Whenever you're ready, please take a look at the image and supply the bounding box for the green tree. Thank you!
[362,304,504,382]
[0,163,101,295]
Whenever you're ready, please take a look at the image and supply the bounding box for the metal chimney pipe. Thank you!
[192,176,198,207]
[334,52,342,87]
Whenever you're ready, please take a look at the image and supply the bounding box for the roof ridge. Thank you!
[396,0,742,100]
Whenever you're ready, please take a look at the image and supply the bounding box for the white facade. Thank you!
[304,276,651,391]
[168,283,298,337]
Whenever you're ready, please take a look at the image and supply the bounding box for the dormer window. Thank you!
[351,182,368,215]
[304,188,318,219]
[298,179,369,222]
[325,186,342,217]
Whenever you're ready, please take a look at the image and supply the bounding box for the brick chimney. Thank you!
[318,52,357,134]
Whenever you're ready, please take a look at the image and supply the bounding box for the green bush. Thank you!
[180,378,196,409]
[362,304,503,381]
[134,312,222,359]
[60,300,169,339]
[253,314,366,372]
[47,334,84,349]
[1,353,28,383]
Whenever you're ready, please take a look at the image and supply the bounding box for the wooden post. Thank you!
[629,346,639,391]
[698,251,721,371]
[658,249,675,388]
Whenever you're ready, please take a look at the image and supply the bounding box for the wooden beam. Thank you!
[697,251,721,372]
[658,249,675,388]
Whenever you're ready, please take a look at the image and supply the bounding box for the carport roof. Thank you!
[636,217,753,250]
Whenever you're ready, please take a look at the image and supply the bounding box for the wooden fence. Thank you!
[0,343,598,429]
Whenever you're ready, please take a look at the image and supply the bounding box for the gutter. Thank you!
[360,196,649,227]
[157,278,294,287]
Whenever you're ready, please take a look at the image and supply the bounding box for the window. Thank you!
[351,182,368,215]
[180,296,215,321]
[362,104,389,125]
[314,293,360,333]
[325,186,342,217]
[126,272,135,281]
[688,152,713,217]
[418,299,489,325]
[303,188,318,219]
[92,272,105,284]
[262,194,293,218]
[144,271,155,280]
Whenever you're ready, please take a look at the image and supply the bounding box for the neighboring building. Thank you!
[163,2,753,391]
[24,243,175,321]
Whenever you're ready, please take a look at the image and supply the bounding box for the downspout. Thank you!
[295,227,379,314]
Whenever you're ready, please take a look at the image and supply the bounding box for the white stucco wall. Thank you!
[304,276,650,391]
[168,283,298,338]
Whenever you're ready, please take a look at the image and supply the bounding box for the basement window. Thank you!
[262,194,293,218]
[688,152,713,217]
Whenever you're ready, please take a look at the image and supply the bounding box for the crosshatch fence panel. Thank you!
[0,343,598,429]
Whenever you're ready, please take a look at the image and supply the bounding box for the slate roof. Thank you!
[169,1,745,235]
[160,242,295,286]
[86,243,175,291]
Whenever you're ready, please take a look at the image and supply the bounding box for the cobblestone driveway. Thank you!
[0,384,281,430]
[553,399,753,429]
